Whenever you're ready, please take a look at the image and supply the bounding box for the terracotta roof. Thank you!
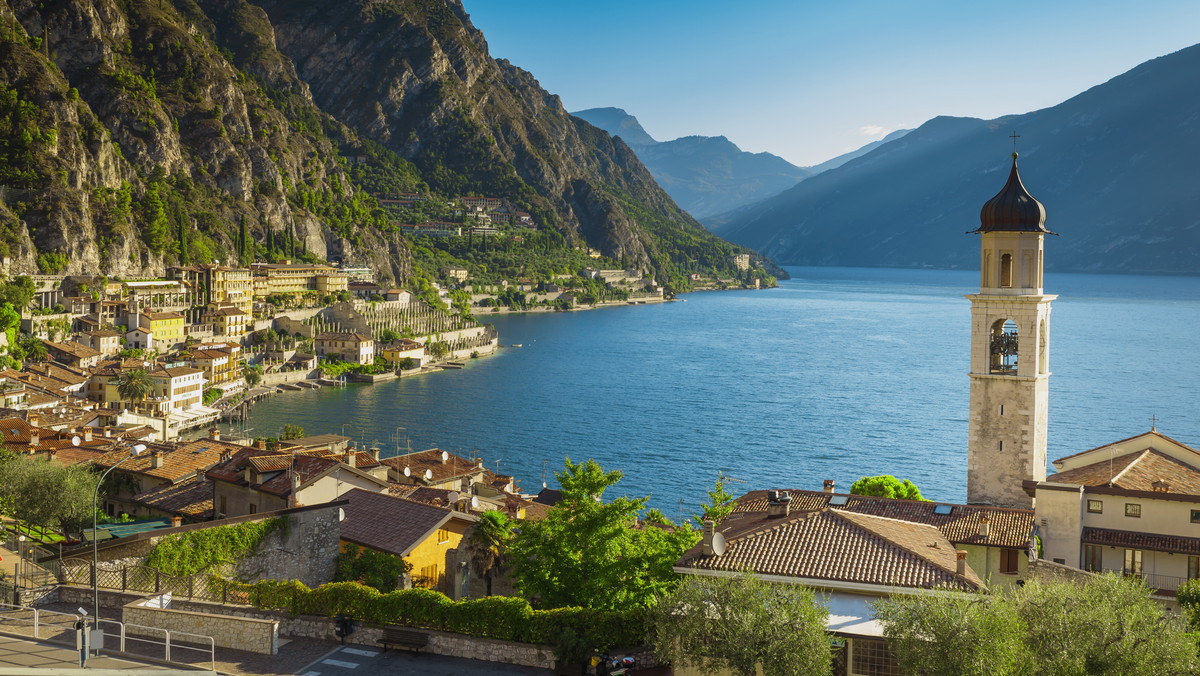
[1053,430,1200,466]
[380,339,423,351]
[133,476,213,518]
[733,489,1034,550]
[314,332,372,342]
[1082,527,1200,556]
[144,311,184,320]
[44,341,101,359]
[48,446,108,466]
[207,448,385,498]
[95,440,230,482]
[155,366,204,378]
[339,488,475,556]
[679,508,985,592]
[1049,448,1200,495]
[381,449,480,484]
[84,330,123,338]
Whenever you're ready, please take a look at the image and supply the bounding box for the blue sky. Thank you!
[463,0,1200,166]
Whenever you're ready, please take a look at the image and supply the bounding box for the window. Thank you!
[249,504,257,514]
[1124,549,1143,577]
[219,496,227,517]
[1087,500,1103,513]
[1000,253,1013,287]
[437,528,451,544]
[1190,557,1200,581]
[1192,510,1200,524]
[1125,503,1141,518]
[1083,544,1103,572]
[1000,548,1020,574]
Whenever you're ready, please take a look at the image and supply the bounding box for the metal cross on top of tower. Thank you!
[1009,131,1020,154]
[1150,414,1160,432]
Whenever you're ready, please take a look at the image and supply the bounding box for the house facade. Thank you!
[314,332,374,365]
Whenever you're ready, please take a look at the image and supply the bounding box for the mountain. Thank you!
[0,0,769,288]
[570,107,658,147]
[573,107,810,219]
[804,129,910,175]
[717,45,1200,274]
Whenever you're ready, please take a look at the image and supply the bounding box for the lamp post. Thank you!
[16,535,24,590]
[91,443,145,618]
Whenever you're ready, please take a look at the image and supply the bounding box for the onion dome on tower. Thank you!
[971,153,1056,235]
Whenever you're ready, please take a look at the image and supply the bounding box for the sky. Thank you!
[462,0,1200,167]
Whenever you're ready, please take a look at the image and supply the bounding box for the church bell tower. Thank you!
[966,151,1056,508]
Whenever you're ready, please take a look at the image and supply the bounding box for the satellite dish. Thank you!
[403,467,411,477]
[71,436,81,447]
[441,450,448,463]
[448,491,460,503]
[711,532,727,557]
[338,507,345,522]
[424,469,432,480]
[470,496,479,509]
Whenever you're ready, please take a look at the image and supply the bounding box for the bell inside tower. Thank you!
[989,319,1018,374]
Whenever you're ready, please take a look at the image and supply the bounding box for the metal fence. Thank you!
[0,602,81,642]
[61,564,251,605]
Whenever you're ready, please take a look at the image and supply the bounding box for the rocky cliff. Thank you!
[0,0,761,286]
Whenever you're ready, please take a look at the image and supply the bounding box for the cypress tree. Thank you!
[179,214,189,264]
[238,215,247,260]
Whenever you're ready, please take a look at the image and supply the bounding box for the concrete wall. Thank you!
[124,597,279,654]
[261,368,319,387]
[1035,485,1085,566]
[235,505,341,588]
[963,543,1029,590]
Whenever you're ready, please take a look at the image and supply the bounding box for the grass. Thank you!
[7,521,66,543]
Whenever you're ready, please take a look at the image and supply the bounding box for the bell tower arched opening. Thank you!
[989,319,1018,374]
[1000,253,1013,287]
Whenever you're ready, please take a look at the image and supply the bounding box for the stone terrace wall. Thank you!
[235,504,340,588]
[123,598,279,655]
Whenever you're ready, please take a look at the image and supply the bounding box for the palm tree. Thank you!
[463,510,513,597]
[114,368,154,412]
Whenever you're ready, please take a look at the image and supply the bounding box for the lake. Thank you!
[232,267,1200,516]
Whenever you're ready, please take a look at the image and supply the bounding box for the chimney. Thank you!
[956,550,968,576]
[150,451,163,469]
[369,447,380,461]
[243,466,254,484]
[47,449,57,464]
[700,520,717,555]
[766,490,791,518]
[978,514,991,538]
[823,479,835,493]
[170,516,182,528]
[83,428,93,442]
[220,450,231,463]
[347,452,356,468]
[209,428,220,441]
[27,413,38,427]
[29,430,39,447]
[104,428,112,438]
[255,438,267,450]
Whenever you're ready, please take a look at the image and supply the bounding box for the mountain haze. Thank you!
[718,44,1200,274]
[573,107,810,219]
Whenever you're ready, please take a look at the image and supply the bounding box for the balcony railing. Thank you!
[1099,568,1189,594]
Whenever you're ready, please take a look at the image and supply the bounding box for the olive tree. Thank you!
[649,571,831,676]
[876,573,1197,676]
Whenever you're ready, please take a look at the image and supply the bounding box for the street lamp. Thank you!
[16,535,24,589]
[92,443,146,618]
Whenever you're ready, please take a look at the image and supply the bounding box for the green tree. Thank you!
[693,471,736,526]
[650,571,831,676]
[139,183,169,252]
[0,458,101,538]
[0,302,18,333]
[850,474,924,500]
[19,335,46,362]
[508,457,699,610]
[244,365,262,387]
[0,276,35,309]
[877,573,1197,676]
[114,368,154,410]
[462,510,514,597]
[378,329,400,343]
[334,542,411,593]
[280,423,305,440]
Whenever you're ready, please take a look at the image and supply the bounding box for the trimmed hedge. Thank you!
[229,578,646,649]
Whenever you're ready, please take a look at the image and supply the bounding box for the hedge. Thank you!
[228,578,647,649]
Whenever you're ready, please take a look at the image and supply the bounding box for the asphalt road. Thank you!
[297,645,556,676]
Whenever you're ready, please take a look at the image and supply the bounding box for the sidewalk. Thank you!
[0,632,176,672]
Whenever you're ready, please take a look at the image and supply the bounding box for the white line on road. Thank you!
[342,648,380,657]
[323,658,361,668]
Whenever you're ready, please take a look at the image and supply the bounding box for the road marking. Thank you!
[341,648,379,657]
[323,659,360,668]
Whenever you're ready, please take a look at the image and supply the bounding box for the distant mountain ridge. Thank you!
[572,107,810,219]
[716,44,1200,274]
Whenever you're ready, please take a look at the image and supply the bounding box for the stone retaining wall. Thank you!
[123,597,279,655]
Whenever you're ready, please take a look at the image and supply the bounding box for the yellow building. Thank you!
[378,339,426,368]
[136,311,186,351]
[201,306,250,339]
[250,263,349,298]
[338,488,478,594]
[167,265,254,312]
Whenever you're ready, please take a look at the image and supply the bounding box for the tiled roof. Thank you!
[679,508,985,592]
[1054,430,1200,466]
[339,488,474,556]
[314,332,372,342]
[144,311,184,320]
[44,341,101,359]
[49,446,108,466]
[133,476,213,518]
[532,487,563,506]
[381,449,480,484]
[207,448,384,498]
[155,366,204,378]
[1049,449,1200,496]
[1082,527,1200,556]
[95,441,228,482]
[732,489,1034,550]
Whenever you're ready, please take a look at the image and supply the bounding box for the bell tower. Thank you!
[966,151,1057,508]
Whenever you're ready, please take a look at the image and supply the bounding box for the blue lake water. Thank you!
[234,267,1200,515]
